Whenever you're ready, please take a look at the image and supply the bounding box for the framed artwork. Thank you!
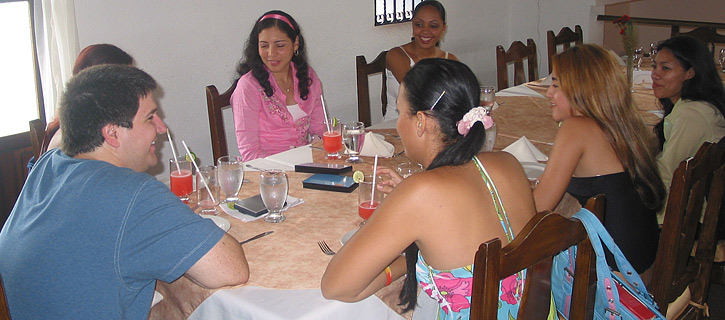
[375,0,422,26]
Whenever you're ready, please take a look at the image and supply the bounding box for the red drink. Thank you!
[323,131,342,159]
[358,201,379,220]
[170,169,193,199]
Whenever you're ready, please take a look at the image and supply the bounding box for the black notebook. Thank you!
[294,162,352,175]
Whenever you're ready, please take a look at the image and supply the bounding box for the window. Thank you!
[0,0,42,138]
[375,0,422,26]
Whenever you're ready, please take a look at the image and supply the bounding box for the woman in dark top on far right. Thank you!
[533,44,666,277]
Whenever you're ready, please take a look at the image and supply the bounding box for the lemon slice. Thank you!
[185,151,196,162]
[352,171,365,183]
[227,202,235,209]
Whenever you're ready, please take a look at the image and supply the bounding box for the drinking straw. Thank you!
[371,155,378,201]
[181,141,217,204]
[166,129,181,173]
[321,94,331,132]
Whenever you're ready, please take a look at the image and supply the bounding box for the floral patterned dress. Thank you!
[415,156,525,319]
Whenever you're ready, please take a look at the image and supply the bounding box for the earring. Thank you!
[411,36,415,41]
[417,122,422,127]
[294,49,299,56]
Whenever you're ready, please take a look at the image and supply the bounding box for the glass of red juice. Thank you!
[322,119,342,159]
[358,175,384,225]
[169,157,193,203]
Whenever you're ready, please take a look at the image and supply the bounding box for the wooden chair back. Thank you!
[672,27,725,57]
[470,210,597,319]
[206,82,237,161]
[496,39,538,91]
[29,119,45,160]
[649,138,725,318]
[546,25,583,73]
[355,51,388,127]
[0,273,11,320]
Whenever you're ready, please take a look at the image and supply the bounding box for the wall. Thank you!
[73,0,594,179]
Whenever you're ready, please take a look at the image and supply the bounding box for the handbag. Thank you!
[552,208,665,319]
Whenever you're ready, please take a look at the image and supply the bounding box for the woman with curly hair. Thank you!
[232,10,325,161]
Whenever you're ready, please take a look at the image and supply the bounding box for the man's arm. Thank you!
[184,233,249,289]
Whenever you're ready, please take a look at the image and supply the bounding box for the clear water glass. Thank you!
[343,122,365,163]
[481,123,497,152]
[396,162,423,178]
[260,169,288,223]
[719,49,725,73]
[196,165,220,215]
[217,156,244,203]
[480,86,496,114]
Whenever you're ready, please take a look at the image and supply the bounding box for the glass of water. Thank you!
[260,169,288,223]
[343,122,365,163]
[217,156,244,203]
[479,86,495,114]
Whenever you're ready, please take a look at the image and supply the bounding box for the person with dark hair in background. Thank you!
[384,0,459,122]
[45,44,135,152]
[232,10,325,161]
[651,35,725,223]
[0,65,249,319]
[321,59,535,319]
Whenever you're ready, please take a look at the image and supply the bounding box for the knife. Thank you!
[239,231,274,245]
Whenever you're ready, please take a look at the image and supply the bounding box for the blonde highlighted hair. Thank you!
[552,44,665,211]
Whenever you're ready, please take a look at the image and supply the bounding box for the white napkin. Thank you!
[359,132,395,157]
[539,74,552,86]
[220,195,304,222]
[502,136,548,163]
[633,70,652,85]
[610,49,626,66]
[496,85,545,98]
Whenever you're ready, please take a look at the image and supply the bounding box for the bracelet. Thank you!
[384,266,392,286]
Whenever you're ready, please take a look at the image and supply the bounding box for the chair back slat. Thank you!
[546,25,583,73]
[496,39,538,91]
[355,51,388,127]
[650,138,725,316]
[206,82,237,161]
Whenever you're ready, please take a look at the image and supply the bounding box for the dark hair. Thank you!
[59,65,156,157]
[413,0,446,23]
[72,44,133,76]
[398,58,484,311]
[235,10,312,100]
[654,36,725,149]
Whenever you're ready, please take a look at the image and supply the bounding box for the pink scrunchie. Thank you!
[456,107,494,136]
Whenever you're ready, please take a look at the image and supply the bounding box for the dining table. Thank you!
[149,64,686,319]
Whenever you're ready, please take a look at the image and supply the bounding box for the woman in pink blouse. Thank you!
[232,10,325,161]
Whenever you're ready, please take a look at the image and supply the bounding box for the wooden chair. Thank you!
[470,210,597,319]
[29,119,45,160]
[546,25,583,74]
[649,138,725,319]
[0,273,11,320]
[355,51,388,127]
[672,27,725,57]
[205,82,237,161]
[495,39,538,91]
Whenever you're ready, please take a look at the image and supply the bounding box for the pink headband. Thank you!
[258,14,295,31]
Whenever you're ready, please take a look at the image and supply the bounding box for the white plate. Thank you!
[340,228,358,245]
[204,216,231,232]
[520,162,546,180]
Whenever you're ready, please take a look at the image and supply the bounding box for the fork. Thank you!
[317,240,336,255]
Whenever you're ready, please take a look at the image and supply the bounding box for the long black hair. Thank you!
[235,10,312,100]
[654,35,725,149]
[398,59,485,311]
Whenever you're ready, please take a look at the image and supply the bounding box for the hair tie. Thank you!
[258,13,295,31]
[456,107,494,136]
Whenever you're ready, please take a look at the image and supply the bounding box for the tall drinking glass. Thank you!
[196,165,220,215]
[322,119,342,159]
[343,121,365,163]
[169,157,193,203]
[260,169,288,223]
[480,86,495,114]
[217,156,244,203]
[358,175,383,225]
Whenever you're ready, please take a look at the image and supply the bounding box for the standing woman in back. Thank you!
[533,44,665,276]
[232,10,325,161]
[383,0,459,122]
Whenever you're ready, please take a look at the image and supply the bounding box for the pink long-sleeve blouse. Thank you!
[231,63,325,161]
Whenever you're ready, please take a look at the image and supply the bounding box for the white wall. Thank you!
[73,0,594,178]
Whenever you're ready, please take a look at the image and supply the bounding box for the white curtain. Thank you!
[34,0,79,121]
